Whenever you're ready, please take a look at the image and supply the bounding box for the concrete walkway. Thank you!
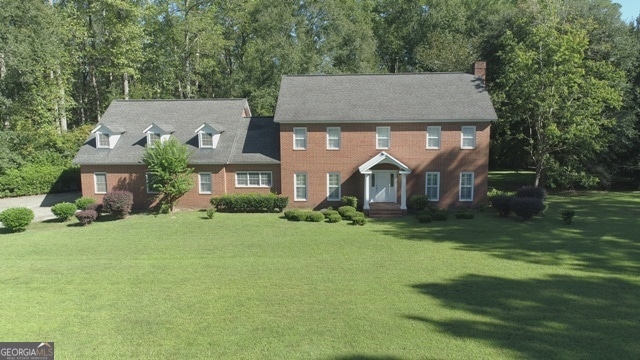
[0,192,82,223]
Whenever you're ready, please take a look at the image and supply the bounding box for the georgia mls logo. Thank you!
[0,342,54,360]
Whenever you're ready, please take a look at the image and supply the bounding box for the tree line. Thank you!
[1,0,639,191]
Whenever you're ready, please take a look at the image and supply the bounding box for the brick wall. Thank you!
[279,122,491,210]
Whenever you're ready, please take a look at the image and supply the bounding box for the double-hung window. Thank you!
[327,127,341,150]
[327,173,341,201]
[293,127,307,150]
[461,126,476,149]
[459,172,474,202]
[426,126,441,149]
[294,173,308,201]
[94,173,107,194]
[425,172,440,201]
[199,132,214,148]
[236,172,272,187]
[199,173,212,194]
[96,133,110,148]
[376,126,390,149]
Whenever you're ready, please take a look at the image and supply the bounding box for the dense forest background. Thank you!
[1,0,640,196]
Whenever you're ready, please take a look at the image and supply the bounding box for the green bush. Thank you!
[284,209,300,220]
[417,213,432,223]
[0,163,69,198]
[51,202,78,221]
[210,193,288,213]
[75,197,96,210]
[562,209,575,224]
[490,194,514,217]
[306,211,325,222]
[326,213,342,223]
[206,207,216,219]
[516,186,545,200]
[338,206,358,219]
[510,197,545,220]
[410,195,429,211]
[75,210,98,225]
[0,207,35,232]
[102,191,134,219]
[455,210,474,219]
[432,210,449,221]
[341,196,358,209]
[323,209,339,219]
[351,212,366,226]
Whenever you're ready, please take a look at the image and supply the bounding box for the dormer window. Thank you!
[96,132,110,148]
[91,123,125,149]
[195,123,223,149]
[147,132,161,147]
[143,123,174,148]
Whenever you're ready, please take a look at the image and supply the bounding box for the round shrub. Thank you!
[102,191,134,219]
[341,196,358,209]
[455,210,474,219]
[432,210,449,221]
[410,194,429,211]
[326,213,342,223]
[417,213,432,223]
[516,186,546,200]
[351,212,366,226]
[306,211,325,222]
[85,203,103,218]
[338,206,357,219]
[323,209,339,219]
[75,210,98,225]
[206,207,216,219]
[75,197,97,210]
[0,207,35,232]
[562,209,575,224]
[490,194,514,217]
[51,202,78,221]
[510,197,545,220]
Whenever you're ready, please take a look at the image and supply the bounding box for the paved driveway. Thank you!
[0,192,82,223]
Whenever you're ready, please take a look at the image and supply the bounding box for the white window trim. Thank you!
[376,126,391,149]
[235,171,273,188]
[425,172,440,202]
[426,126,441,150]
[459,172,474,202]
[96,132,110,149]
[146,172,160,194]
[94,172,107,194]
[294,172,308,201]
[326,127,341,150]
[327,172,341,201]
[461,126,476,149]
[199,132,214,148]
[293,127,307,150]
[198,172,212,194]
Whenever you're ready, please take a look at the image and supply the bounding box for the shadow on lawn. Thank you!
[407,274,640,359]
[374,192,640,276]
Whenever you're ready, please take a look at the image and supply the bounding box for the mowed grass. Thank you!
[1,192,640,359]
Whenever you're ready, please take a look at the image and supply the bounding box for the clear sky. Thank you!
[615,0,640,23]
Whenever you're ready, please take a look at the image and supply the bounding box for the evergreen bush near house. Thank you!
[85,203,103,218]
[75,210,98,225]
[455,210,474,219]
[75,197,96,210]
[51,202,78,221]
[102,191,134,219]
[562,209,576,224]
[510,197,545,220]
[432,210,449,221]
[306,212,325,222]
[341,196,358,209]
[0,207,35,232]
[0,163,68,198]
[284,209,299,220]
[351,212,366,226]
[516,186,546,200]
[417,212,432,223]
[323,209,340,219]
[490,194,514,217]
[338,206,357,219]
[409,195,429,211]
[326,213,342,223]
[211,193,288,213]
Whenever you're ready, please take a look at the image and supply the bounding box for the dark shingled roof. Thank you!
[73,99,280,166]
[273,73,498,123]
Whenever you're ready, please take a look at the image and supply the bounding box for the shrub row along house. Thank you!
[73,63,497,216]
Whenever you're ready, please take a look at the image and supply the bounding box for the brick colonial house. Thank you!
[74,65,497,215]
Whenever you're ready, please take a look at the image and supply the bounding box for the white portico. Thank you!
[359,152,412,211]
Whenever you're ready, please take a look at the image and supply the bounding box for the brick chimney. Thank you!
[474,61,487,81]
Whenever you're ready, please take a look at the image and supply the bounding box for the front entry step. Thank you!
[367,203,405,218]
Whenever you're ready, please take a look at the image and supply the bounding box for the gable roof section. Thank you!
[273,73,498,123]
[73,99,279,166]
[359,152,412,174]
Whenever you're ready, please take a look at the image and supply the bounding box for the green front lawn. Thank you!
[1,192,639,359]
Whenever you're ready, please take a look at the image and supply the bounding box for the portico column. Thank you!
[363,173,371,210]
[400,172,407,210]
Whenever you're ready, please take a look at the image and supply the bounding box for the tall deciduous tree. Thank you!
[492,0,624,188]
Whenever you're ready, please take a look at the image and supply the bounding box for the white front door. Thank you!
[371,171,397,203]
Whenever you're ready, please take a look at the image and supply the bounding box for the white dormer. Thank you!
[195,123,224,149]
[143,123,174,147]
[91,124,125,149]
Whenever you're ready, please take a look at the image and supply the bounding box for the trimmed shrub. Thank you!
[326,213,342,223]
[284,209,300,220]
[0,207,35,232]
[294,211,310,222]
[51,202,78,221]
[75,210,98,225]
[432,210,449,221]
[0,163,73,198]
[211,193,288,213]
[562,209,575,224]
[490,194,514,217]
[75,197,96,210]
[102,191,134,219]
[341,196,358,209]
[516,186,545,200]
[410,195,429,211]
[351,212,366,226]
[417,212,432,223]
[85,203,103,219]
[338,206,358,219]
[510,197,545,220]
[206,207,216,219]
[455,210,474,219]
[323,209,340,219]
[306,211,325,222]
